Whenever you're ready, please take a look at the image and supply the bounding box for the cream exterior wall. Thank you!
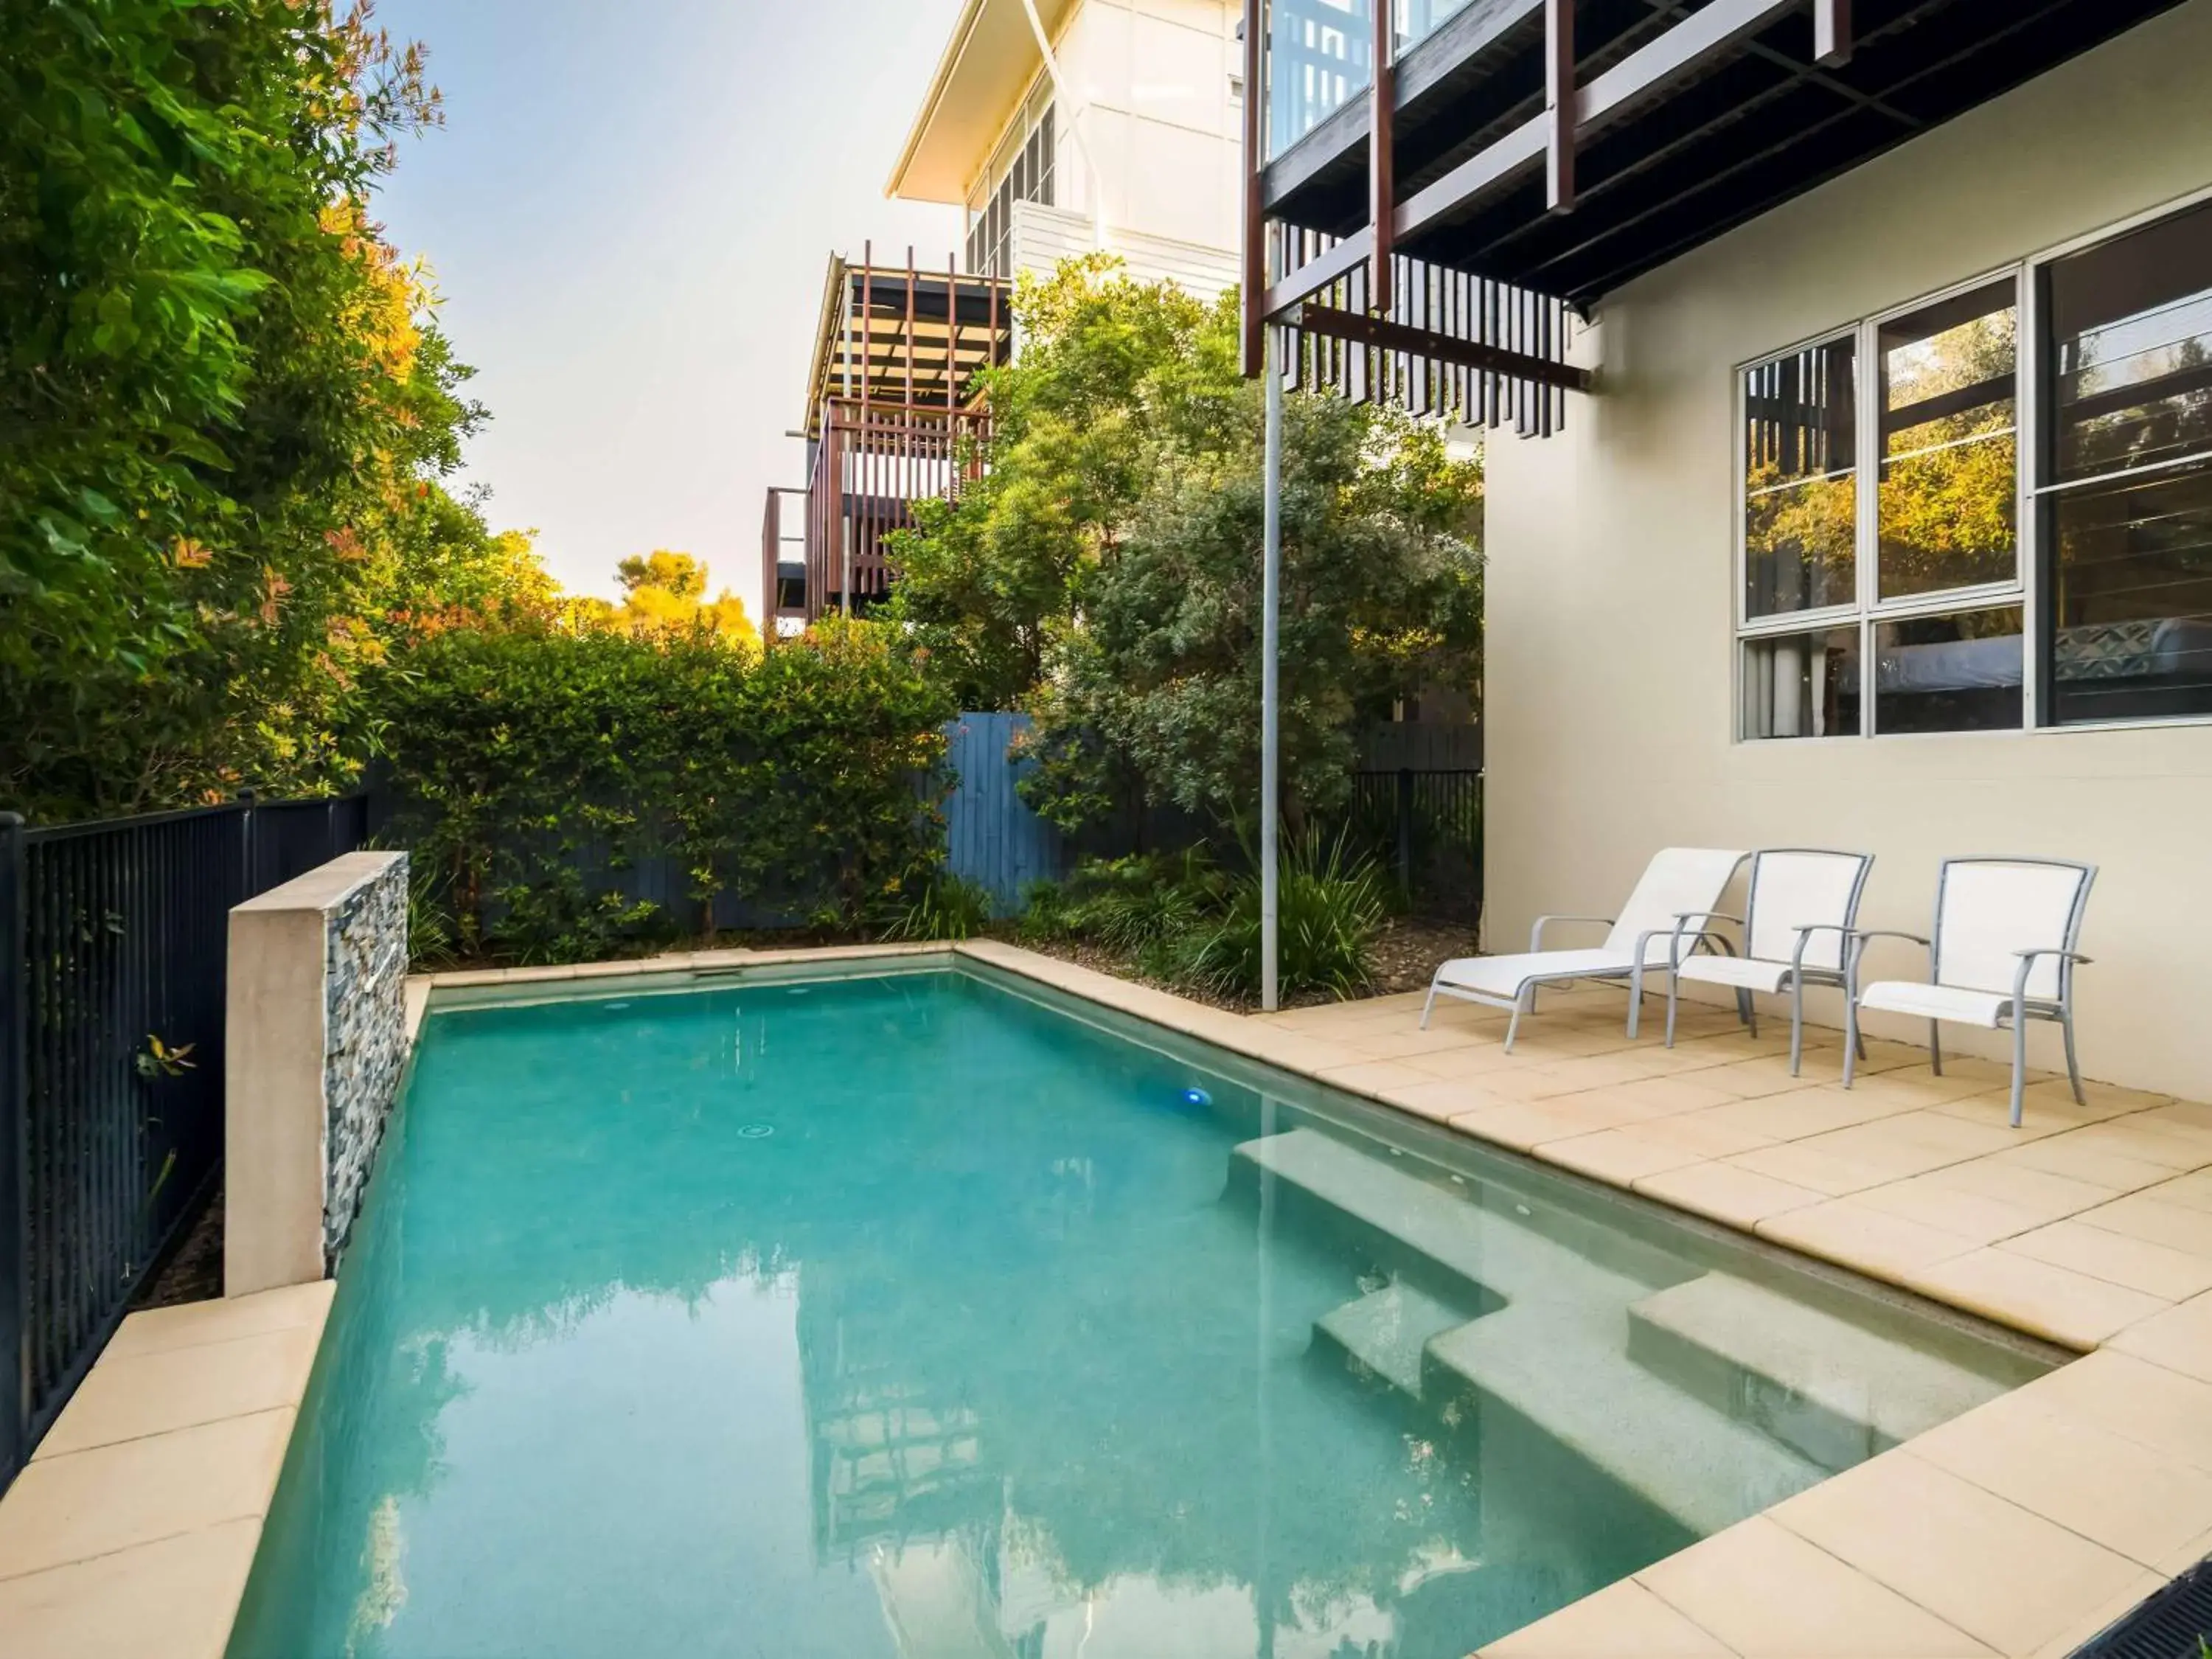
[970,0,1242,268]
[1481,0,2212,1102]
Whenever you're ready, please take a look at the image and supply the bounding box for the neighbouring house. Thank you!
[1247,0,2212,1101]
[760,255,1013,625]
[888,0,1248,291]
[764,0,1251,625]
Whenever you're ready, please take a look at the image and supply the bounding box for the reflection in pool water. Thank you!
[229,968,2049,1659]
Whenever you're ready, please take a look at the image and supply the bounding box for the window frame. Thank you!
[2024,181,2212,735]
[1734,267,2033,742]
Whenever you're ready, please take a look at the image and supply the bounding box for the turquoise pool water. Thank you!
[231,965,2051,1659]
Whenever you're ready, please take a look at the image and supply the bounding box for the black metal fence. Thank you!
[1345,768,1485,923]
[0,794,369,1487]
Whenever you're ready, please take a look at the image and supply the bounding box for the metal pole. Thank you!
[1261,327,1283,1012]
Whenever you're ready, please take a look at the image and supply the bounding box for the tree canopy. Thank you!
[887,257,1484,831]
[0,0,549,818]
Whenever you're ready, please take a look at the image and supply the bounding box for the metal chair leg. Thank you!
[1930,1021,1943,1077]
[1627,965,1645,1039]
[1505,1001,1525,1054]
[1421,984,1438,1030]
[1843,997,1860,1089]
[1788,978,1804,1077]
[2063,1009,2086,1106]
[2009,1017,2028,1129]
[1664,974,1680,1048]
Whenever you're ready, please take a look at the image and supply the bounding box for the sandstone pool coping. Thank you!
[7,936,2208,1658]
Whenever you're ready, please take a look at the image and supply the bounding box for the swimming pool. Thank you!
[229,961,2055,1658]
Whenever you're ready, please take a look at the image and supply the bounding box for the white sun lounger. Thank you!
[1422,848,1749,1051]
[1843,856,2096,1128]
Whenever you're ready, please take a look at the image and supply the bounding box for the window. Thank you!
[964,92,1054,279]
[1739,277,2026,740]
[2036,197,2212,726]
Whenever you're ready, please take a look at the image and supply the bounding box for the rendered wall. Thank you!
[1481,1,2212,1099]
[225,851,409,1295]
[1030,0,1242,257]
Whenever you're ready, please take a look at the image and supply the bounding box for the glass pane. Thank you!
[1397,0,1474,55]
[1873,606,2024,734]
[1269,0,1374,159]
[1745,337,1857,619]
[2045,196,2212,485]
[1878,280,2017,599]
[1742,629,1861,740]
[2045,458,2212,724]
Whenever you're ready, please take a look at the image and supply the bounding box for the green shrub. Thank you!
[1169,832,1387,1001]
[364,618,955,964]
[877,874,995,942]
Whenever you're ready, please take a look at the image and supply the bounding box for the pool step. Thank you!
[1235,1129,1827,1534]
[1230,1129,1653,1310]
[1428,1303,1824,1537]
[1315,1281,1470,1397]
[1626,1273,2014,1471]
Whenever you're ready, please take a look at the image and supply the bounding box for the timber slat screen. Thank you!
[800,248,1011,620]
[0,794,369,1489]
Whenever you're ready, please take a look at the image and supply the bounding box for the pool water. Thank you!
[230,966,2052,1659]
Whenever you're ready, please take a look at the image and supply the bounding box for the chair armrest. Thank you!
[1790,922,1854,973]
[1845,928,1933,985]
[1644,924,1736,970]
[1662,911,1741,969]
[2011,947,2093,1004]
[1530,914,1614,952]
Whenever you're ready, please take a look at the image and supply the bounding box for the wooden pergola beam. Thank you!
[1371,0,1397,312]
[1285,301,1595,394]
[1546,0,1576,212]
[1815,0,1852,66]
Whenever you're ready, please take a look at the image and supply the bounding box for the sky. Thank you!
[368,0,971,611]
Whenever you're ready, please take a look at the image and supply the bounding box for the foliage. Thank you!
[564,551,759,649]
[887,258,1482,832]
[1021,838,1384,1003]
[0,0,550,820]
[364,618,954,964]
[876,874,995,942]
[885,257,1244,711]
[1019,850,1224,955]
[1167,833,1388,1001]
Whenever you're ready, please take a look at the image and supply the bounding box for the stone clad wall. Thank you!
[322,853,408,1267]
[227,849,410,1298]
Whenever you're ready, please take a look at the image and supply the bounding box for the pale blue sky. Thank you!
[370,0,970,609]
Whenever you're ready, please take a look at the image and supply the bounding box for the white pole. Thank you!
[1261,327,1282,1013]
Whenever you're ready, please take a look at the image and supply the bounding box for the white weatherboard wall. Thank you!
[999,0,1240,277]
[1483,0,2212,1102]
[1011,199,1239,298]
[226,851,409,1296]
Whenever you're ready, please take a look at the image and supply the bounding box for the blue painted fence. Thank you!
[942,712,1065,917]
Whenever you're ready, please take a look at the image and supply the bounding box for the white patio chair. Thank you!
[1843,857,2096,1127]
[1422,848,1749,1051]
[1663,848,1875,1077]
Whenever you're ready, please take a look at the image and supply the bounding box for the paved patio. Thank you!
[959,940,2212,1659]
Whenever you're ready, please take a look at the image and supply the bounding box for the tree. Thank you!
[885,256,1245,710]
[888,256,1484,830]
[604,551,758,649]
[0,0,546,818]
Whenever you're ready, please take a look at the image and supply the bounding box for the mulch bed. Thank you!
[1006,913,1478,1012]
[136,1191,225,1310]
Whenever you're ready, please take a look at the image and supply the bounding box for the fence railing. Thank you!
[1345,768,1484,923]
[0,793,369,1489]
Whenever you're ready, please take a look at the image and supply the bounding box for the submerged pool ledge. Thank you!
[7,938,2209,1659]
